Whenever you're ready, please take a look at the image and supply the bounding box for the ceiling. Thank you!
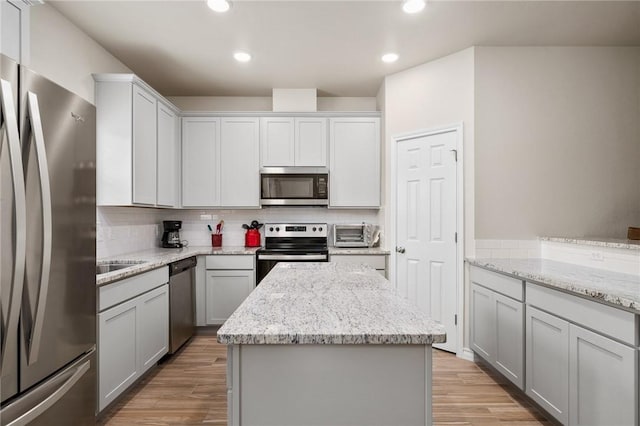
[51,1,640,97]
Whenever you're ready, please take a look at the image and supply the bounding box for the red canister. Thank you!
[245,229,261,247]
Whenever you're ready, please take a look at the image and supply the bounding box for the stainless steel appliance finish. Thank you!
[260,167,329,206]
[1,54,96,423]
[333,223,379,247]
[168,256,197,354]
[256,223,328,284]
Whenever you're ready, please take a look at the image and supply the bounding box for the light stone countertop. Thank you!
[467,258,640,313]
[540,237,640,251]
[97,246,259,286]
[217,262,447,345]
[328,247,390,255]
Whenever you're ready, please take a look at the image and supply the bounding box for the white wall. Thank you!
[475,46,640,240]
[97,207,382,258]
[384,48,476,258]
[29,3,131,104]
[382,47,475,353]
[168,96,378,112]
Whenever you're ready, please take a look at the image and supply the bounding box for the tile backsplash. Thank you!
[474,239,541,259]
[97,206,383,259]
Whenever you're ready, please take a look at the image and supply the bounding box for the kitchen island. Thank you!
[217,262,446,426]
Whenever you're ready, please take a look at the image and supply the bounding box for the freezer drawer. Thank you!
[0,349,96,426]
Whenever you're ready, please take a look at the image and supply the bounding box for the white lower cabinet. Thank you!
[525,305,570,424]
[569,324,636,425]
[98,269,169,412]
[469,266,524,390]
[204,255,255,325]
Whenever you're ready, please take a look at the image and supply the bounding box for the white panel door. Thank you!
[156,102,178,207]
[205,270,255,325]
[220,117,260,207]
[260,117,294,167]
[138,285,169,373]
[395,130,457,352]
[329,118,380,208]
[182,117,219,207]
[526,306,569,425]
[132,84,157,205]
[98,298,139,412]
[295,117,327,166]
[569,324,637,425]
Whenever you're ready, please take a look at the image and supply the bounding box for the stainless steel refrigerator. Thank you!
[1,54,96,425]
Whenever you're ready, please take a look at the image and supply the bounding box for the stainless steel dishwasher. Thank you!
[168,256,197,354]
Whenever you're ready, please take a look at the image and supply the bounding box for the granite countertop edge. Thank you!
[467,258,640,313]
[96,246,259,286]
[540,237,640,251]
[328,247,391,255]
[216,333,446,345]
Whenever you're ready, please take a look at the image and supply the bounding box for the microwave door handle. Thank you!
[0,79,27,374]
[24,92,53,365]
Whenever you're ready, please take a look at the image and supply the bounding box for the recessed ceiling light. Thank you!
[402,0,426,14]
[381,53,399,63]
[207,0,231,13]
[234,51,252,63]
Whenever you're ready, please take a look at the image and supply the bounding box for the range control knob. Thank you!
[312,227,317,232]
[269,227,274,232]
[276,227,280,232]
[319,227,323,232]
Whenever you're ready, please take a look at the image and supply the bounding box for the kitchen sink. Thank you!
[96,260,146,275]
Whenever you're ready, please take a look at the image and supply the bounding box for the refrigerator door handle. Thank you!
[0,79,27,374]
[24,92,53,365]
[2,359,91,426]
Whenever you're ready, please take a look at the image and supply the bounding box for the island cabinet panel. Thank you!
[235,345,431,426]
[329,117,380,208]
[469,269,525,389]
[569,324,637,425]
[132,84,158,205]
[525,305,569,425]
[181,117,220,207]
[156,101,179,207]
[220,118,260,208]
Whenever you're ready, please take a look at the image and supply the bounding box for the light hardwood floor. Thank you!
[98,332,553,426]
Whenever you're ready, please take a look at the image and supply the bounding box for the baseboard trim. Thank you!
[457,347,475,362]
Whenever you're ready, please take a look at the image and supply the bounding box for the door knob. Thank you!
[396,247,406,254]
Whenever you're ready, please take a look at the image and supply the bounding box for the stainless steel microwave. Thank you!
[260,167,329,206]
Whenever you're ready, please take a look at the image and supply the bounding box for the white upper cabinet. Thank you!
[261,117,294,166]
[295,118,327,166]
[94,74,180,207]
[182,117,220,207]
[1,0,30,64]
[260,117,327,167]
[329,117,381,208]
[156,101,179,207]
[220,118,260,208]
[132,84,157,205]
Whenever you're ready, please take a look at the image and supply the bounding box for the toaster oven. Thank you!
[333,224,379,248]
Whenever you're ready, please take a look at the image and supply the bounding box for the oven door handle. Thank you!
[258,254,328,261]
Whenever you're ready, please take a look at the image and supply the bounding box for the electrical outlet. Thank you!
[200,214,212,220]
[591,251,605,261]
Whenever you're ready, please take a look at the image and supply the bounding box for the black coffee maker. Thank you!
[161,220,183,248]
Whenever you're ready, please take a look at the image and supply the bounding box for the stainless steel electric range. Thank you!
[256,223,328,285]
